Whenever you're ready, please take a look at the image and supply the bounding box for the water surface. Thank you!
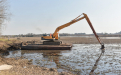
[5,44,121,75]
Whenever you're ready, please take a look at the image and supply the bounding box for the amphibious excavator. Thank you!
[41,13,105,50]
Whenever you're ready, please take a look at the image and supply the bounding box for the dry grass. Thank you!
[9,36,121,44]
[60,36,121,44]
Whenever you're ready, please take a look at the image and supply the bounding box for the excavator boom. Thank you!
[52,16,85,39]
[41,13,105,50]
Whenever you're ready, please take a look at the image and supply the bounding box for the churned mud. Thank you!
[4,44,121,75]
[0,56,74,75]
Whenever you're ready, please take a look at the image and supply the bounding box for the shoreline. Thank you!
[1,36,121,53]
[0,56,74,75]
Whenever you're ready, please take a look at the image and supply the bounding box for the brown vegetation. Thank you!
[60,36,121,44]
[10,36,121,44]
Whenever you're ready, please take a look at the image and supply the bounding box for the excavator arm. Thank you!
[41,13,105,50]
[82,13,105,50]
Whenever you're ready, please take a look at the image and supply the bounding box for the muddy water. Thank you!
[5,44,121,75]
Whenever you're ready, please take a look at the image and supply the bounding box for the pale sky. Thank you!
[2,0,121,35]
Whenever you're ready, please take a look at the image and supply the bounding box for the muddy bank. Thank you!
[0,56,74,75]
[0,39,22,54]
[0,38,39,53]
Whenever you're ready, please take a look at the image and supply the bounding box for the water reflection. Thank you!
[6,50,72,72]
[5,44,121,75]
[42,52,60,69]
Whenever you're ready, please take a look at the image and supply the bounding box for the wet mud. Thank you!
[5,44,121,75]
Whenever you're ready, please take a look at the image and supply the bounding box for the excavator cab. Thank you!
[41,34,53,40]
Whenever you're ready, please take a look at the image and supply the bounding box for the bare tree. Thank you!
[0,0,9,35]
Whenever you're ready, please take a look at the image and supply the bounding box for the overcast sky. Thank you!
[2,0,121,35]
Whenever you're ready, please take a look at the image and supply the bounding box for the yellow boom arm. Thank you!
[53,13,102,44]
[41,13,105,50]
[52,15,85,40]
